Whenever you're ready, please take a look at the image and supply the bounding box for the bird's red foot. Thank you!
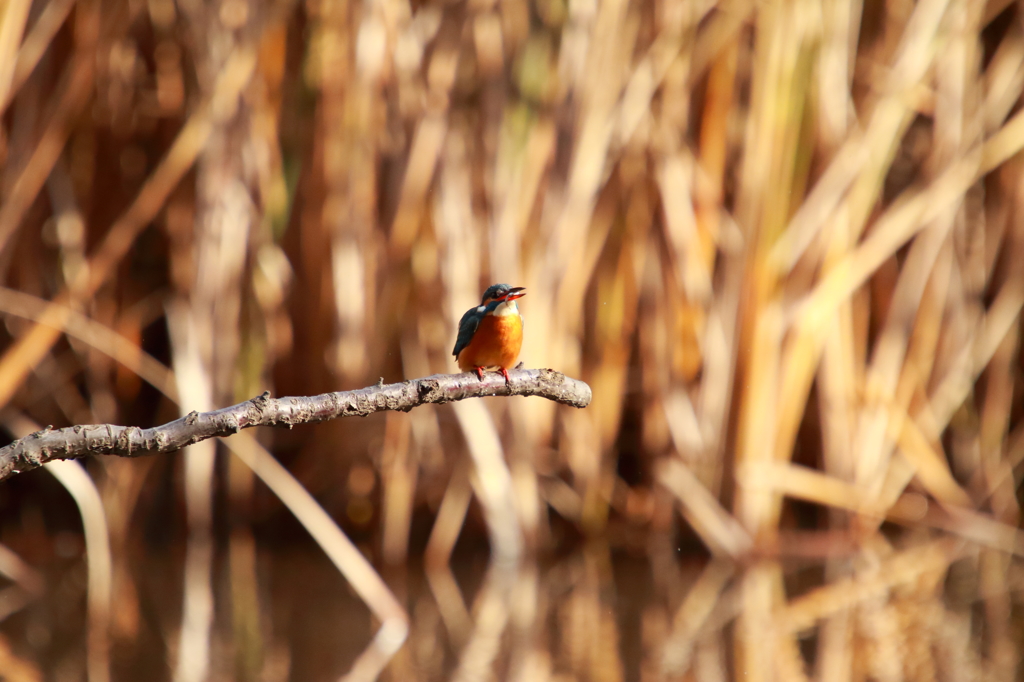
[501,367,511,385]
[474,367,485,380]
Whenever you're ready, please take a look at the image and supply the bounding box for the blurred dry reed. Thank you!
[2,0,1024,679]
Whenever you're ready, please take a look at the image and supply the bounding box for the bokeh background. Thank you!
[2,0,1024,679]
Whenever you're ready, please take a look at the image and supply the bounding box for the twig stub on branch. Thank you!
[0,369,591,481]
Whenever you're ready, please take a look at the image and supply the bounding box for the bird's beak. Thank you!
[504,287,526,301]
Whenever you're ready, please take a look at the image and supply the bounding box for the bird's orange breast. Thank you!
[456,313,523,371]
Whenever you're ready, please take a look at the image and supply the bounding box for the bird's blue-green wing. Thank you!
[452,307,483,357]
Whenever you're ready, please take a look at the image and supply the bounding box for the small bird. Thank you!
[453,284,526,384]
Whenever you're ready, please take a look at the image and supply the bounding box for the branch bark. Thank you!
[0,369,591,481]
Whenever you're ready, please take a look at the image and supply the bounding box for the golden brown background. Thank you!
[1,0,1024,679]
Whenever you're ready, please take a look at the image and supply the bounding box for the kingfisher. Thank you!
[453,284,526,384]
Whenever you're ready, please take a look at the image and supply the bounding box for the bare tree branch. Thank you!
[0,369,591,481]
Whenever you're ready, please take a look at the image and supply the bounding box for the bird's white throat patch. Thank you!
[492,300,520,317]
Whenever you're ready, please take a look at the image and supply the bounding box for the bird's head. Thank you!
[480,284,527,306]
